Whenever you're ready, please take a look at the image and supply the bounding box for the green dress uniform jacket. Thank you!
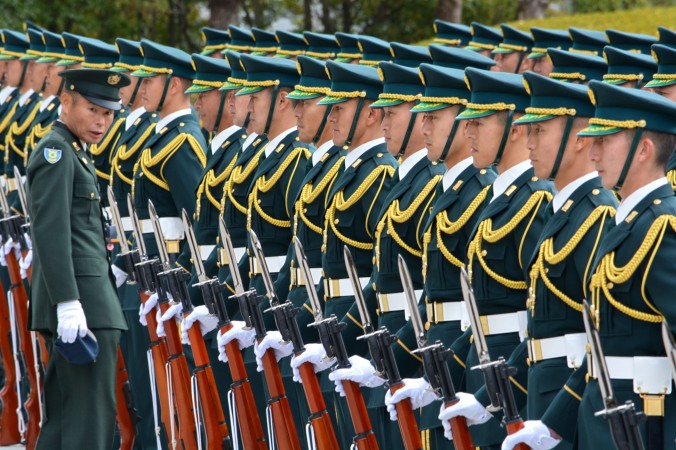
[90,108,128,207]
[4,90,41,178]
[667,151,676,191]
[23,97,60,168]
[551,182,676,447]
[0,89,20,154]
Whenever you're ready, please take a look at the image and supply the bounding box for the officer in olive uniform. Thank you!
[26,67,129,450]
[439,69,554,449]
[519,80,676,450]
[527,27,572,77]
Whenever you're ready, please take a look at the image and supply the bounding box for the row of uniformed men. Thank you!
[2,18,676,450]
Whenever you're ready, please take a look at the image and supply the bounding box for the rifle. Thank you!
[13,166,31,283]
[0,278,20,445]
[179,209,232,449]
[343,246,422,450]
[582,300,645,450]
[0,186,39,449]
[121,191,173,447]
[246,229,301,450]
[213,216,268,450]
[147,200,198,449]
[115,347,140,450]
[459,267,527,449]
[398,256,473,450]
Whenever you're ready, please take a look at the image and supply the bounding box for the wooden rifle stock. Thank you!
[442,398,473,450]
[388,383,423,450]
[116,347,137,450]
[0,281,20,445]
[505,420,529,450]
[296,362,339,450]
[341,380,379,450]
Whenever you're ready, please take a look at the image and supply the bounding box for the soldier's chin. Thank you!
[85,131,105,144]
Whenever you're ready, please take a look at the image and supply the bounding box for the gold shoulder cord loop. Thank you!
[112,125,157,186]
[296,155,345,235]
[226,147,265,215]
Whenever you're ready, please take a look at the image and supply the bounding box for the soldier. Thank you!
[547,47,608,84]
[274,30,308,60]
[568,27,608,56]
[527,27,572,76]
[26,67,129,449]
[464,22,502,58]
[200,26,230,59]
[602,45,657,89]
[507,79,676,450]
[334,32,362,64]
[56,32,85,70]
[432,19,472,47]
[438,69,554,449]
[491,24,534,74]
[251,27,279,57]
[357,35,392,67]
[606,29,657,55]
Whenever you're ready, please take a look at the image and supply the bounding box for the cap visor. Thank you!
[185,84,214,94]
[0,54,17,61]
[603,78,630,86]
[317,95,350,105]
[219,81,243,91]
[56,59,79,67]
[491,48,514,54]
[37,56,59,63]
[335,57,355,63]
[370,98,404,108]
[527,52,546,59]
[644,78,676,88]
[109,66,132,73]
[250,51,268,56]
[236,85,265,95]
[456,108,498,120]
[273,53,293,59]
[577,124,623,137]
[286,89,322,100]
[513,113,556,124]
[19,55,39,61]
[130,68,159,77]
[200,48,218,56]
[410,101,453,113]
[82,94,122,111]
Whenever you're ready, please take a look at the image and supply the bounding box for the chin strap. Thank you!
[213,90,228,132]
[614,128,644,191]
[243,111,251,129]
[127,77,142,108]
[156,74,172,113]
[312,105,332,144]
[397,111,418,158]
[17,61,28,89]
[56,78,65,96]
[514,52,526,74]
[343,97,365,149]
[548,115,575,180]
[438,105,466,163]
[263,85,280,135]
[494,109,515,165]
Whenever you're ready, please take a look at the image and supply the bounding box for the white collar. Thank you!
[39,95,55,112]
[0,86,16,104]
[615,177,669,225]
[443,156,474,192]
[490,159,532,203]
[155,108,192,134]
[344,137,386,168]
[312,140,334,166]
[210,124,241,154]
[264,126,297,157]
[241,132,259,153]
[552,171,598,213]
[398,148,428,180]
[19,89,35,107]
[125,106,146,131]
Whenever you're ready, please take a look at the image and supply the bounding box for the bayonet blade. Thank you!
[582,300,615,407]
[342,245,372,331]
[217,215,245,294]
[13,166,28,222]
[0,183,10,217]
[248,229,278,305]
[107,187,130,254]
[398,255,426,349]
[460,267,490,363]
[661,320,676,389]
[147,200,171,268]
[126,194,147,258]
[293,236,323,322]
[181,209,207,282]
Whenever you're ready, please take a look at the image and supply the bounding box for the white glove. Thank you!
[501,420,561,450]
[328,355,385,397]
[56,300,89,344]
[139,293,159,327]
[19,249,32,279]
[181,305,219,344]
[254,331,293,372]
[217,321,256,363]
[157,303,182,339]
[111,264,128,288]
[385,377,440,421]
[0,238,20,266]
[439,392,492,440]
[290,343,336,382]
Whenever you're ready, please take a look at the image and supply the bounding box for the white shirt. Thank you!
[490,160,532,203]
[552,171,598,213]
[399,148,428,180]
[210,124,241,155]
[155,108,192,134]
[241,132,258,153]
[443,156,474,192]
[19,89,35,107]
[264,126,297,158]
[125,106,146,131]
[344,137,386,169]
[615,177,669,225]
[312,140,334,166]
[0,86,16,105]
[39,95,55,113]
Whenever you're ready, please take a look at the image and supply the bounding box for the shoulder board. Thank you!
[526,175,555,193]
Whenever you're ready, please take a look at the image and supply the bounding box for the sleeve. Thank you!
[27,142,78,304]
[541,357,587,443]
[448,327,473,391]
[474,339,529,411]
[391,301,426,378]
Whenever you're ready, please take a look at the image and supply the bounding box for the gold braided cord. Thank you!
[95,168,111,181]
[196,155,238,216]
[419,96,467,105]
[326,200,373,250]
[602,73,643,81]
[60,56,85,62]
[528,206,615,313]
[139,133,206,191]
[652,73,676,80]
[26,50,43,57]
[242,79,280,87]
[293,85,330,95]
[433,38,462,46]
[226,44,253,52]
[467,41,496,50]
[468,190,552,290]
[305,51,336,59]
[2,50,25,58]
[550,72,586,81]
[325,89,366,99]
[378,93,421,102]
[40,52,65,60]
[113,62,138,72]
[193,79,226,88]
[0,103,19,134]
[90,116,125,156]
[227,77,247,85]
[337,52,362,59]
[296,156,345,235]
[465,102,516,111]
[277,49,304,56]
[590,215,676,324]
[5,103,40,160]
[667,169,676,191]
[225,147,265,214]
[588,118,646,129]
[525,107,576,116]
[9,101,40,137]
[530,47,548,54]
[499,43,528,52]
[83,62,113,69]
[112,126,156,186]
[252,46,278,53]
[569,48,598,56]
[139,65,172,75]
[203,44,227,52]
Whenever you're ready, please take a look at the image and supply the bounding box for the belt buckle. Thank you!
[426,303,434,324]
[480,315,490,336]
[434,302,444,322]
[379,293,389,313]
[529,338,542,363]
[165,240,180,254]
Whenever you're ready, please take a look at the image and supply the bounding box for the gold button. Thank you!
[179,122,185,127]
[90,192,95,199]
[654,199,662,205]
[376,153,383,157]
[216,236,220,243]
[258,199,262,204]
[334,218,339,224]
[372,282,376,290]
[545,268,549,273]
[592,189,600,195]
[376,308,381,315]
[531,176,538,182]
[139,172,144,177]
[303,208,308,213]
[480,169,487,175]
[607,282,614,289]
[425,322,431,331]
[372,256,376,264]
[481,250,487,256]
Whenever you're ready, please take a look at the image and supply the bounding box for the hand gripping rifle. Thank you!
[0,186,39,449]
[124,193,174,446]
[179,210,233,449]
[147,200,198,449]
[582,300,645,450]
[294,238,378,450]
[246,229,301,450]
[459,267,527,449]
[398,256,473,450]
[344,246,422,450]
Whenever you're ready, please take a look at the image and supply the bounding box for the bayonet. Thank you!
[342,246,374,333]
[248,229,279,306]
[147,200,171,269]
[13,166,29,226]
[180,209,207,283]
[107,187,131,255]
[218,215,246,295]
[0,184,10,217]
[661,320,676,387]
[126,194,147,259]
[460,267,489,364]
[293,236,323,323]
[398,256,425,349]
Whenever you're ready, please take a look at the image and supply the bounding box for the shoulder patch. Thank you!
[44,147,62,164]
